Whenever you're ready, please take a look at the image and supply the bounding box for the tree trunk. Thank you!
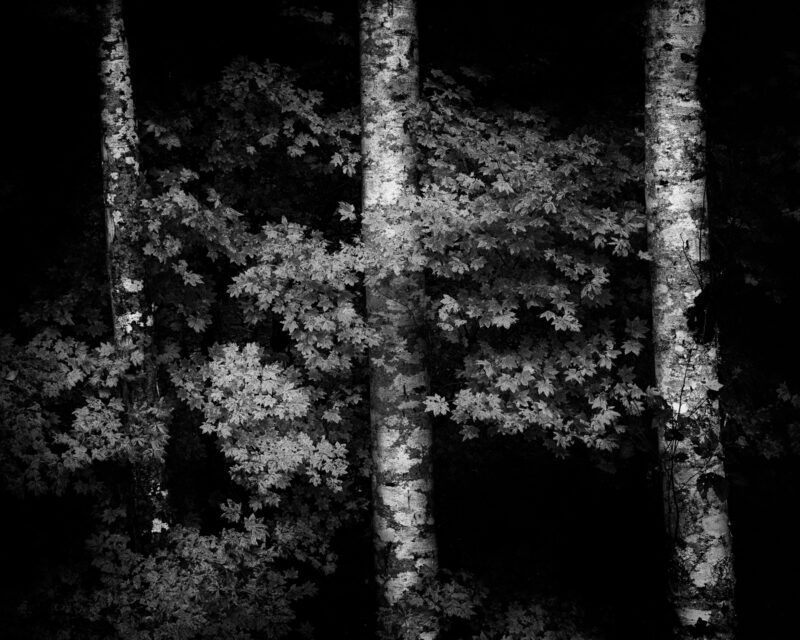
[359,0,438,637]
[99,0,162,546]
[644,1,735,637]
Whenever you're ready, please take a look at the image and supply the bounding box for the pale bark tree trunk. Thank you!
[645,1,735,637]
[99,0,162,546]
[360,0,438,637]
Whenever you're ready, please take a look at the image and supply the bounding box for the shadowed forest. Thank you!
[2,1,800,639]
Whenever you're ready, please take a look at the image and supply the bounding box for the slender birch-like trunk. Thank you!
[645,1,735,637]
[99,0,162,545]
[360,0,438,636]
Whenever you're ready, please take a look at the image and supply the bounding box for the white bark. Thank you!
[645,1,736,637]
[360,0,438,636]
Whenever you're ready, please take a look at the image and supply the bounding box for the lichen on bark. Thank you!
[644,1,735,637]
[360,0,438,637]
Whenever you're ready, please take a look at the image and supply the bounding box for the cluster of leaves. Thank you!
[220,71,653,452]
[2,57,655,640]
[474,600,602,640]
[1,54,371,639]
[378,571,602,640]
[138,57,362,338]
[143,57,359,218]
[408,72,651,449]
[170,342,349,508]
[229,221,375,376]
[109,58,368,637]
[0,329,169,497]
[16,522,315,640]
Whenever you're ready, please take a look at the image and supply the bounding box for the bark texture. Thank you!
[360,0,438,636]
[644,1,735,637]
[100,0,148,348]
[99,0,162,544]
